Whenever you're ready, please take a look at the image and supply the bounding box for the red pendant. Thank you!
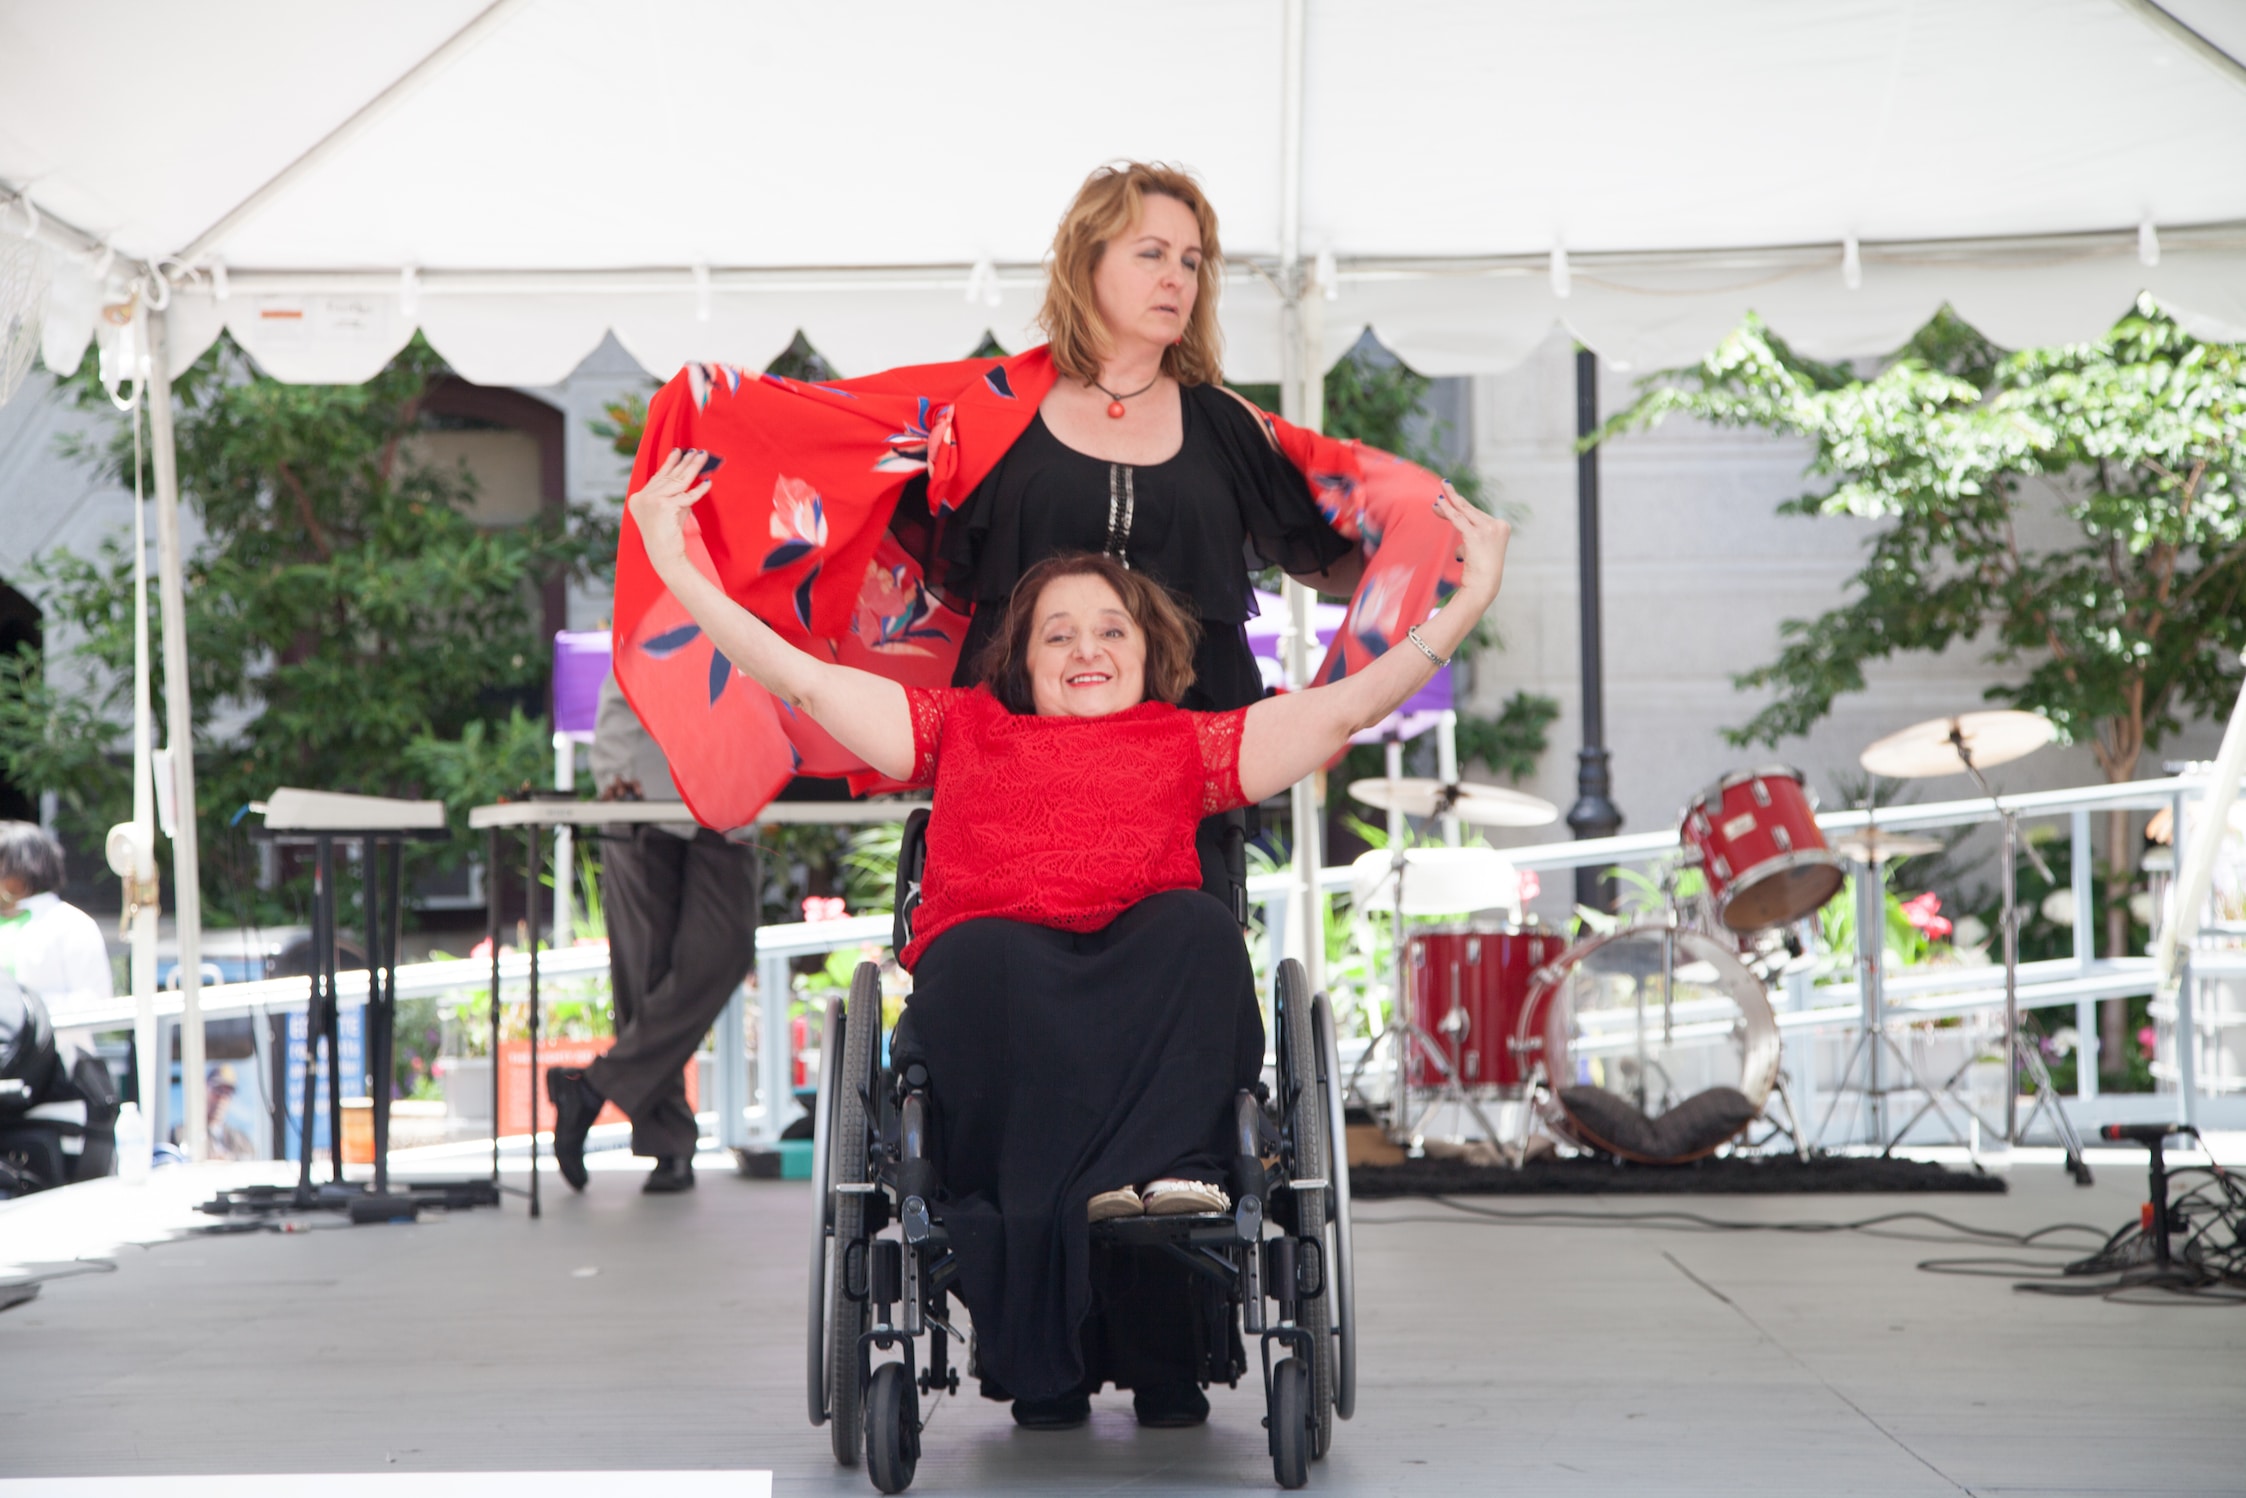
[1106,400,1127,419]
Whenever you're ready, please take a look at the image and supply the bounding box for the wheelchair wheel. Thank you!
[1269,1356,1311,1490]
[826,963,882,1467]
[807,995,843,1428]
[1275,959,1334,1461]
[866,1359,919,1494]
[1312,989,1357,1424]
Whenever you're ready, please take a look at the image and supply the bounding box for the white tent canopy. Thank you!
[7,0,2246,388]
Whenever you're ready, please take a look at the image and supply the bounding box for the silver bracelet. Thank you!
[1405,625,1450,668]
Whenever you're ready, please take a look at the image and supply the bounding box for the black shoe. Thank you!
[1132,1380,1209,1429]
[1010,1391,1090,1430]
[641,1155,696,1194]
[545,1067,602,1192]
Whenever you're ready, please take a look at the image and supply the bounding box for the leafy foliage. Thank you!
[1600,300,2246,782]
[5,334,608,922]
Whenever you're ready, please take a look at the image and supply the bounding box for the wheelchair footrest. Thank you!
[1090,1212,1237,1247]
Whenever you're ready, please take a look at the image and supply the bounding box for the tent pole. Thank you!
[126,313,160,1136]
[552,731,573,946]
[145,307,207,1161]
[1278,0,1324,994]
[2115,0,2246,92]
[2150,649,2246,1040]
[173,0,530,265]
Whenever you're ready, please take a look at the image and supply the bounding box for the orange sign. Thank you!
[496,1038,698,1138]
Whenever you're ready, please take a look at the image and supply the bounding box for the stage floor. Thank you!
[2,1145,2242,1496]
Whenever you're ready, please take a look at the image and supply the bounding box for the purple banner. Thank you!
[553,629,613,737]
[1244,590,1450,742]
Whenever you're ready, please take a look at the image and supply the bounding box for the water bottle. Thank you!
[114,1101,151,1185]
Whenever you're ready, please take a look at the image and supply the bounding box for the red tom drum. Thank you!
[1405,925,1565,1093]
[1678,766,1845,931]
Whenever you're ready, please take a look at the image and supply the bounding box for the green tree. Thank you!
[0,334,607,922]
[1600,298,2246,1075]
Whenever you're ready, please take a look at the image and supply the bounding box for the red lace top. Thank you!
[896,686,1251,969]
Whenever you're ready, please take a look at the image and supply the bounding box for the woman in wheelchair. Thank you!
[630,450,1509,1434]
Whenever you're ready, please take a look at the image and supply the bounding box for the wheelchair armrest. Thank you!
[892,807,932,956]
[1229,1089,1267,1238]
[1221,808,1249,926]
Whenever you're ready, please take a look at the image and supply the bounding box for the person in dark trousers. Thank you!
[548,673,757,1193]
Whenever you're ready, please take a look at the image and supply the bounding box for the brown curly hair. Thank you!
[979,554,1201,715]
[1038,161,1225,388]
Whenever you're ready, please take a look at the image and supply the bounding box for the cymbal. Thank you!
[1349,846,1523,915]
[1858,711,2056,779]
[1346,776,1560,828]
[1830,829,1944,864]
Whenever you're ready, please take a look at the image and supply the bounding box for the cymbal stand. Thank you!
[1812,823,1962,1150]
[1949,730,2092,1182]
[1360,826,1510,1155]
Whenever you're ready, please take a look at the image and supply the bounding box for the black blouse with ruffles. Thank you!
[927,382,1354,713]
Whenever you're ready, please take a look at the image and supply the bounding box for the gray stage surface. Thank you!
[2,1150,2241,1495]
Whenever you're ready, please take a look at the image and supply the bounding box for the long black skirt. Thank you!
[902,888,1265,1402]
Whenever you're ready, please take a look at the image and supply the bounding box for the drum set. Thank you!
[1342,707,2092,1175]
[1344,769,1805,1167]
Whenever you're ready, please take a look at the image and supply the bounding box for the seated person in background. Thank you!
[0,823,122,1187]
[0,822,114,1025]
[628,447,1510,1432]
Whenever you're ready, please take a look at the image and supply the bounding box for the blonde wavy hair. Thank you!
[1037,162,1224,388]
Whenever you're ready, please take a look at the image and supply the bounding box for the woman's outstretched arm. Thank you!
[1236,488,1510,804]
[629,448,916,781]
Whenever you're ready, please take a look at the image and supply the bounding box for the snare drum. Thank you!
[1405,925,1564,1093]
[1679,766,1845,931]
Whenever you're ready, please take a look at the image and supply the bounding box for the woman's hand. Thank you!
[1235,482,1510,803]
[617,441,919,782]
[627,447,712,561]
[1434,483,1510,607]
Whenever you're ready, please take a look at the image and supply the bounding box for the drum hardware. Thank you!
[1346,776,1561,830]
[1678,766,1847,933]
[1851,712,2090,1183]
[1829,829,1945,865]
[1811,802,1981,1154]
[1737,1068,1814,1163]
[1346,840,1517,1157]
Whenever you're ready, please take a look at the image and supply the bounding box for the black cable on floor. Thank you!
[1359,1170,2246,1309]
[1355,1194,2111,1249]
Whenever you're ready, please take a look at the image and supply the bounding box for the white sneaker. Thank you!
[1140,1179,1230,1216]
[1088,1185,1145,1222]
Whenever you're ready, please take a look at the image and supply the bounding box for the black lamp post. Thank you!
[1566,346,1622,909]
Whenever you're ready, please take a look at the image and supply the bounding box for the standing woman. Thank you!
[613,158,1473,844]
[931,164,1360,896]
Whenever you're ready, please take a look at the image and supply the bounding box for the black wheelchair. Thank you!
[806,811,1357,1492]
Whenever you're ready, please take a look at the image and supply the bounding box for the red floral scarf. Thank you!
[613,344,1461,829]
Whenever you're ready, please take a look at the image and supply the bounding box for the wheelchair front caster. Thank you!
[1268,1356,1310,1489]
[867,1360,920,1494]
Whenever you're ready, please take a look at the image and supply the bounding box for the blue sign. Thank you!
[282,1001,366,1160]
